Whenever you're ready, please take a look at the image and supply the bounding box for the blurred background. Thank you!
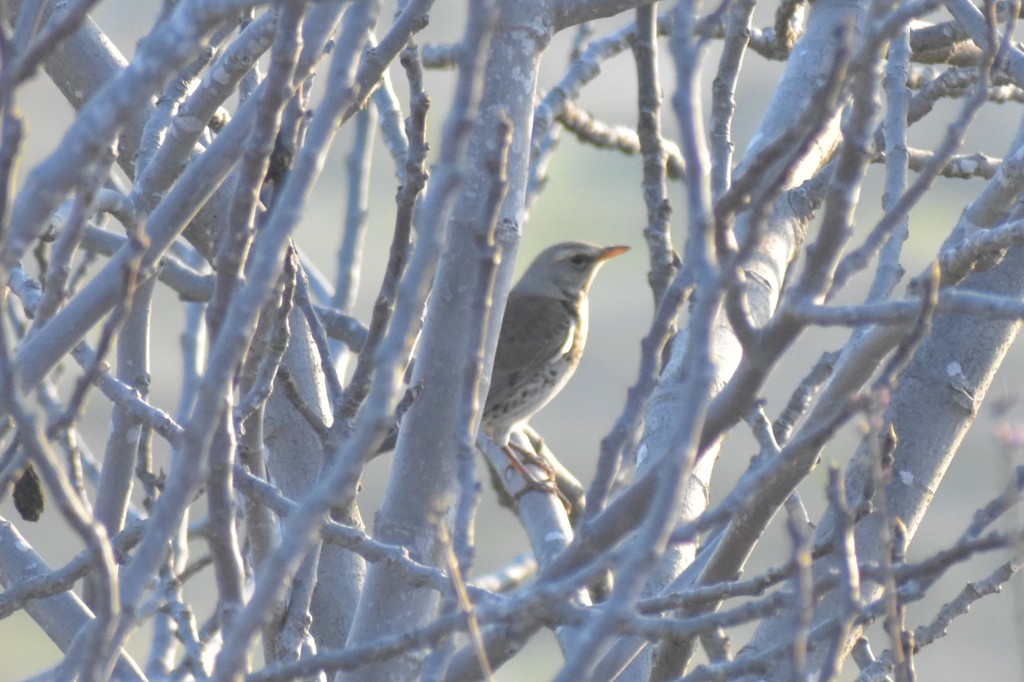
[2,2,1022,679]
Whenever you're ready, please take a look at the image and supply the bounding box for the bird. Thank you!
[480,241,628,510]
[375,241,628,517]
[482,241,629,441]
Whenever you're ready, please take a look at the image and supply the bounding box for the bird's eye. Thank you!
[569,254,589,267]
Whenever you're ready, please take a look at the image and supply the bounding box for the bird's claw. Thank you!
[505,440,556,477]
[503,443,573,516]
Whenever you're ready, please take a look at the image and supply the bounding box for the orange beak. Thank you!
[598,245,630,262]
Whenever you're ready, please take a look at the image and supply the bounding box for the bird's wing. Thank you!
[486,294,576,406]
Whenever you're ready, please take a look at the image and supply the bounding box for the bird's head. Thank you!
[513,241,629,300]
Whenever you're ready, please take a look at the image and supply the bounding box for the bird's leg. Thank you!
[504,435,556,478]
[523,426,585,526]
[504,433,572,515]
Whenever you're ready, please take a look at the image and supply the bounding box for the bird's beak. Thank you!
[598,245,630,261]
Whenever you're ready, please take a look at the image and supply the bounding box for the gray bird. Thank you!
[481,242,625,595]
[481,241,628,451]
[376,241,628,517]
